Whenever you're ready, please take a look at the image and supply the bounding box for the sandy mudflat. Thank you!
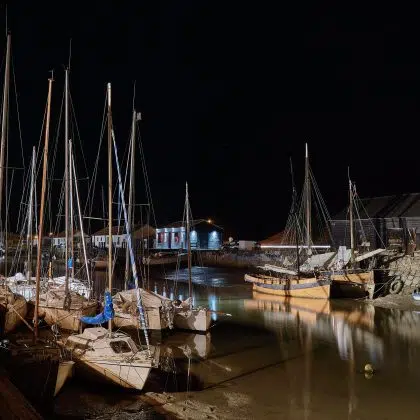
[370,294,420,311]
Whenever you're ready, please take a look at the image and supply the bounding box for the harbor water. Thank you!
[3,263,420,418]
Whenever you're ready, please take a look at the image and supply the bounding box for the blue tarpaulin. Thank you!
[80,291,114,325]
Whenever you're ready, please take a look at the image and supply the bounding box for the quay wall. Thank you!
[377,251,420,296]
[200,250,289,269]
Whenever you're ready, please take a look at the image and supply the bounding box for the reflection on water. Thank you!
[243,292,384,365]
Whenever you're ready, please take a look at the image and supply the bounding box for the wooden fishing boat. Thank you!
[244,272,331,299]
[244,144,332,300]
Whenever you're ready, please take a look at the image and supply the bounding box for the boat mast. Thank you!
[64,68,70,302]
[290,158,299,279]
[69,134,74,282]
[107,82,113,337]
[186,182,192,309]
[26,147,36,280]
[0,33,11,251]
[305,143,312,256]
[34,76,53,339]
[124,109,136,290]
[349,174,355,266]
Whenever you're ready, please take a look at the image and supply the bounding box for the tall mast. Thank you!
[124,109,136,290]
[290,158,299,279]
[64,68,70,299]
[107,82,113,336]
[34,77,53,339]
[186,182,192,308]
[0,33,11,245]
[26,147,36,280]
[69,135,74,282]
[305,143,312,256]
[349,176,355,265]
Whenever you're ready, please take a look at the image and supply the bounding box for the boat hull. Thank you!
[330,270,374,299]
[79,359,152,390]
[245,274,330,299]
[114,307,171,330]
[39,303,97,331]
[4,295,28,334]
[174,308,212,332]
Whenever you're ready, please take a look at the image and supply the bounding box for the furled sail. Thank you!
[80,291,113,325]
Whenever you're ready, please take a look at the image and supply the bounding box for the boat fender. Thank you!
[388,279,403,294]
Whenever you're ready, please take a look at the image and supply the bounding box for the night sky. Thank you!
[2,2,419,241]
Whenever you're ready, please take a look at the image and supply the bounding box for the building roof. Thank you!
[52,230,90,238]
[160,219,224,231]
[259,231,286,247]
[133,224,156,238]
[93,225,126,236]
[333,193,420,220]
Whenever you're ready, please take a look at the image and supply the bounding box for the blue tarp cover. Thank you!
[80,291,114,324]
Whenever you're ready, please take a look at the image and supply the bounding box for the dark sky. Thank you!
[1,2,419,240]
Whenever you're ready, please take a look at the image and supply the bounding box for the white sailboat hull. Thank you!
[63,327,157,390]
[174,308,212,332]
[82,359,152,390]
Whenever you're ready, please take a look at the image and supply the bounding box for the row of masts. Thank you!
[0,33,133,340]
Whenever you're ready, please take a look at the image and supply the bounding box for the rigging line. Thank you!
[69,89,89,179]
[15,148,32,236]
[84,95,106,218]
[354,194,386,249]
[11,54,25,171]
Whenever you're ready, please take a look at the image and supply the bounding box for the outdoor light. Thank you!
[207,219,212,223]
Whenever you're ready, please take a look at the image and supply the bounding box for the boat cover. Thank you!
[80,291,113,324]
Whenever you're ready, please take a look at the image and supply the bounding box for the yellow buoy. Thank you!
[364,363,374,374]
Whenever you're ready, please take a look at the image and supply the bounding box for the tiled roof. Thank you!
[333,193,420,220]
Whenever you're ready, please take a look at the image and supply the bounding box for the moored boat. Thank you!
[38,288,97,331]
[0,285,28,334]
[113,288,175,330]
[63,326,158,390]
[174,298,212,332]
[244,272,331,299]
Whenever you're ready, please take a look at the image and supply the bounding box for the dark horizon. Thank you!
[1,2,419,241]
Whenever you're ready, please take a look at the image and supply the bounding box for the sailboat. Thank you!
[244,144,331,299]
[111,105,174,331]
[173,183,212,332]
[0,33,28,332]
[37,67,96,331]
[5,147,40,301]
[329,177,384,298]
[62,83,158,390]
